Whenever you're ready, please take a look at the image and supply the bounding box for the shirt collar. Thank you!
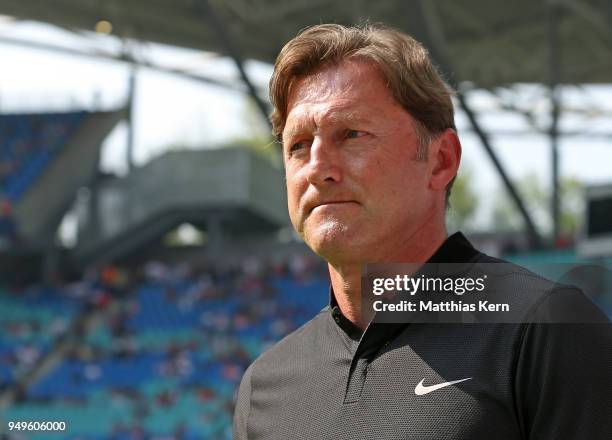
[426,231,479,263]
[328,231,479,336]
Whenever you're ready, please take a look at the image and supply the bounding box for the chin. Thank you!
[303,221,367,263]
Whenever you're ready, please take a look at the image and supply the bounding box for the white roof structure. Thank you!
[0,0,610,86]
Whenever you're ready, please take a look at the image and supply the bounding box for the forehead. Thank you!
[284,60,398,124]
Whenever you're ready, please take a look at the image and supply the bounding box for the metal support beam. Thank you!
[458,127,612,140]
[0,35,248,93]
[548,0,562,244]
[456,93,542,248]
[195,0,272,130]
[416,0,543,248]
[126,66,136,172]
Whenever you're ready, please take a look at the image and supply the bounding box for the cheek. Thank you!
[375,160,428,202]
[285,173,304,214]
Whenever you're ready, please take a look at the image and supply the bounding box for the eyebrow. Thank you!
[283,109,370,144]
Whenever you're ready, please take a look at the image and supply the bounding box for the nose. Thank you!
[306,137,341,186]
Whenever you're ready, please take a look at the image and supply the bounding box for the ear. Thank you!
[428,128,461,192]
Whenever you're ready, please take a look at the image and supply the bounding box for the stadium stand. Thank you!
[0,112,86,203]
[2,247,611,439]
[0,109,124,251]
[0,256,329,440]
[0,111,85,246]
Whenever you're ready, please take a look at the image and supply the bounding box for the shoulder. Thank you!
[468,250,608,323]
[476,252,560,295]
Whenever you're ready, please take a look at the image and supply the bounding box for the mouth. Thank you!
[309,200,358,214]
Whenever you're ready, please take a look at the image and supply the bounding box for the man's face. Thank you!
[282,60,439,265]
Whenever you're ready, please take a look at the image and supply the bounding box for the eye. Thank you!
[345,129,367,140]
[288,140,310,154]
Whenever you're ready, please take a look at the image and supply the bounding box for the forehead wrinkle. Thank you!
[290,101,369,132]
[283,106,314,142]
[318,103,366,126]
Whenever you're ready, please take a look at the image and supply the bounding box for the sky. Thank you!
[1,18,611,237]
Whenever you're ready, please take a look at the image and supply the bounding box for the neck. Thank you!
[329,222,448,330]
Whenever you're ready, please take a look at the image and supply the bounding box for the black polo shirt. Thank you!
[233,233,612,439]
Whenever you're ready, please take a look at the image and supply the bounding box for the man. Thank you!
[233,24,612,439]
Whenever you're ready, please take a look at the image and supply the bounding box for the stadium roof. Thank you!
[0,0,611,87]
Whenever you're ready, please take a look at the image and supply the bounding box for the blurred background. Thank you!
[0,0,611,438]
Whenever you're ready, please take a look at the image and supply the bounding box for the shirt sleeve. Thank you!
[233,363,254,440]
[514,287,612,439]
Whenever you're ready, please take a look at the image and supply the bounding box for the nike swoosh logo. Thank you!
[414,377,472,396]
